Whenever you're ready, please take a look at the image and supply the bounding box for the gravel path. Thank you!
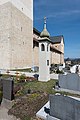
[0,106,20,120]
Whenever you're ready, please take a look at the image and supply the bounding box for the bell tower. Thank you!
[38,17,51,82]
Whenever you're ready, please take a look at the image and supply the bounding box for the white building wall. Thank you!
[39,40,50,81]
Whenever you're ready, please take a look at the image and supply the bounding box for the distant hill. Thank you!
[65,58,80,65]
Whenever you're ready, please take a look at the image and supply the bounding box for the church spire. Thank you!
[40,17,50,38]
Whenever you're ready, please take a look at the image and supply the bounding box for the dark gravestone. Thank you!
[33,74,39,80]
[50,95,80,120]
[3,77,14,101]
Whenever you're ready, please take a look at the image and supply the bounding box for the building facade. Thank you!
[0,0,64,70]
[0,0,33,69]
[33,28,64,66]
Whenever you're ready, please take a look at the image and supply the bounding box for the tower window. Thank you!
[47,44,48,51]
[41,44,45,51]
[47,60,49,66]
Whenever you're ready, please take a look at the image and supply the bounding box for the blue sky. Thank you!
[33,0,80,58]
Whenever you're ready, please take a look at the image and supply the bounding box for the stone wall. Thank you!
[51,51,61,64]
[0,0,33,20]
[33,46,39,66]
[10,3,33,69]
[0,1,33,69]
[0,2,11,69]
[60,53,64,64]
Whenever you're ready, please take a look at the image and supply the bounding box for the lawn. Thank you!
[11,68,33,72]
[8,79,57,120]
[14,79,57,98]
[1,76,80,120]
[23,79,57,94]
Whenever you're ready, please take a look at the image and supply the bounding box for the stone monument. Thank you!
[59,73,80,92]
[1,77,14,109]
[50,95,80,120]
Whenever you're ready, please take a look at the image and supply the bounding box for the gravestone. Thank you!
[50,95,80,120]
[2,77,14,101]
[59,73,80,92]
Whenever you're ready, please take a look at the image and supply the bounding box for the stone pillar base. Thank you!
[1,98,14,109]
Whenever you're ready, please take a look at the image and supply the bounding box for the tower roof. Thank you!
[40,17,50,38]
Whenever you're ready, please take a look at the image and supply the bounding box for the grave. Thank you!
[2,77,14,100]
[1,77,14,109]
[50,95,80,120]
[58,73,80,93]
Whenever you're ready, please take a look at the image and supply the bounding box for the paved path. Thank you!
[0,70,36,77]
[0,69,59,80]
[50,73,58,80]
[0,106,20,120]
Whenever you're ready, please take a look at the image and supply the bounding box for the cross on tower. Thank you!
[44,17,47,29]
[44,17,47,24]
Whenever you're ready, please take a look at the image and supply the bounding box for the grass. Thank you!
[9,79,80,120]
[16,79,80,98]
[13,77,80,98]
[14,79,57,98]
[8,79,57,120]
[20,79,57,95]
[1,74,80,120]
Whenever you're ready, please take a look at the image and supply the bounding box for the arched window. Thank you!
[47,44,48,51]
[47,60,49,66]
[41,44,45,51]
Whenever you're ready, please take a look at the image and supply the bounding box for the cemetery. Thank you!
[0,73,58,120]
[0,0,80,120]
[0,71,80,120]
[0,55,80,120]
[36,72,80,120]
[0,53,80,120]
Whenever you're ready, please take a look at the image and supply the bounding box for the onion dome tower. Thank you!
[38,17,51,82]
[40,17,50,38]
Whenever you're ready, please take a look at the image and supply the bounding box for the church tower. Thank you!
[38,17,51,82]
[0,0,33,69]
